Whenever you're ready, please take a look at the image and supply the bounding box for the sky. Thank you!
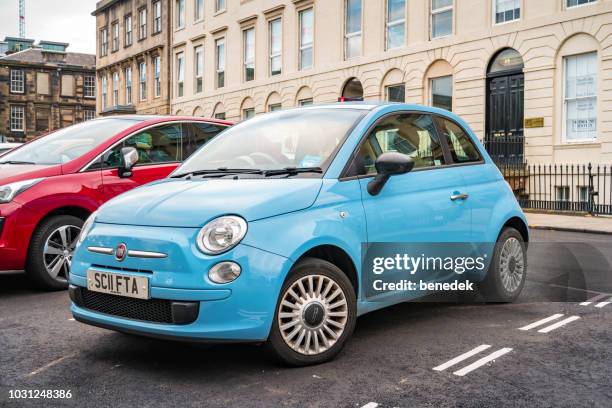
[0,0,98,54]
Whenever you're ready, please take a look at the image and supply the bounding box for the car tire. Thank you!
[268,257,357,366]
[480,227,527,303]
[26,215,84,291]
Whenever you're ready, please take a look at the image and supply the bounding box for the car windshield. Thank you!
[175,108,366,176]
[0,118,142,165]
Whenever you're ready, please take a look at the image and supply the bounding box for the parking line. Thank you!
[580,294,607,306]
[360,403,379,408]
[433,344,491,371]
[537,316,581,333]
[594,298,612,308]
[518,313,564,331]
[23,352,79,378]
[452,348,513,377]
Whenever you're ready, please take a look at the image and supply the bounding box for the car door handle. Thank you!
[450,193,469,201]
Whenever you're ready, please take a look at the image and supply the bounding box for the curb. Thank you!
[528,224,612,236]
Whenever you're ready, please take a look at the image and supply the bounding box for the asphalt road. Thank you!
[0,229,611,408]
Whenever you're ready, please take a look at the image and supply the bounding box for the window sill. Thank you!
[493,18,520,27]
[555,140,600,148]
[213,9,226,17]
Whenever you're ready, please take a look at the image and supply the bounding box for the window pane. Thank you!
[431,76,452,111]
[300,9,314,46]
[432,9,452,38]
[345,0,362,34]
[346,35,361,59]
[300,47,313,70]
[432,0,452,9]
[356,113,445,174]
[106,125,182,167]
[438,118,480,163]
[388,0,405,22]
[564,52,597,141]
[567,0,595,7]
[183,122,227,159]
[386,84,405,102]
[271,56,282,76]
[387,22,405,49]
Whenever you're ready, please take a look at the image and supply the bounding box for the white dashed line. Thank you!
[518,313,564,331]
[537,316,581,333]
[433,344,491,372]
[594,298,612,308]
[452,348,513,377]
[68,318,75,321]
[580,293,608,306]
[360,403,379,408]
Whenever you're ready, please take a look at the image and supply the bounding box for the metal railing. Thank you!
[497,163,612,216]
[484,135,524,165]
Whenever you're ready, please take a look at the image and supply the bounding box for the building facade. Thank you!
[94,0,172,115]
[0,41,96,142]
[169,0,612,164]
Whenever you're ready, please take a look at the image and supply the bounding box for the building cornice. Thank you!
[263,4,285,17]
[209,25,228,36]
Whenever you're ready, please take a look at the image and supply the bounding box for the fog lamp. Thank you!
[208,261,241,284]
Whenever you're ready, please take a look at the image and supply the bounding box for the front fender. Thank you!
[241,179,366,283]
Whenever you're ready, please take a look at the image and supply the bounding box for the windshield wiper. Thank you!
[0,160,36,165]
[264,167,323,177]
[172,168,265,179]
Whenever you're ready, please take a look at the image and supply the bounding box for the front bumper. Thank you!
[70,223,291,342]
[0,201,38,271]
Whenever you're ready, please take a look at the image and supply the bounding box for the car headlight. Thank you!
[196,215,247,255]
[0,178,44,203]
[76,211,98,247]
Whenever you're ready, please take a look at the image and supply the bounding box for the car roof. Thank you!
[87,115,233,126]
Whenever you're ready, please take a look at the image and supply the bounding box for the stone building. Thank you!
[168,0,612,165]
[93,0,172,115]
[0,40,96,142]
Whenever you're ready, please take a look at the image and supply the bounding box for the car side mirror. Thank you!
[119,147,138,178]
[367,152,414,196]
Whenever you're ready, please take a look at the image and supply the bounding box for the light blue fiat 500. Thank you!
[70,103,528,365]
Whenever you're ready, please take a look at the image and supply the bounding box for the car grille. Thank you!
[80,288,174,324]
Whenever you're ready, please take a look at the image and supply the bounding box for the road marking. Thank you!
[433,344,491,371]
[23,352,79,378]
[518,313,564,331]
[580,293,608,305]
[68,318,75,321]
[594,298,612,308]
[537,316,581,333]
[452,348,513,377]
[360,403,379,408]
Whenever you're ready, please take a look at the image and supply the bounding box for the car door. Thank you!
[351,112,472,283]
[100,123,184,200]
[434,116,496,244]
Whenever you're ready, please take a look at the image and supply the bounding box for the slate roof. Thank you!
[0,48,95,68]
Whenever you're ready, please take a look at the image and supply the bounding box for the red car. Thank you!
[0,115,231,290]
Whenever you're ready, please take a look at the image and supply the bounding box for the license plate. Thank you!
[87,270,150,300]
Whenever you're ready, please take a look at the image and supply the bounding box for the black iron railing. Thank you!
[497,163,612,216]
[484,134,524,165]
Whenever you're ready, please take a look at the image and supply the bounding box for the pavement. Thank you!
[0,228,611,408]
[525,211,612,235]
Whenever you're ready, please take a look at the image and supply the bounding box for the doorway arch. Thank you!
[485,48,525,164]
[340,77,364,101]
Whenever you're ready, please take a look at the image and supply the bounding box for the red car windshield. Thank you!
[0,118,142,165]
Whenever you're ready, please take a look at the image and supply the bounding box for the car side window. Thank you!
[97,124,183,169]
[352,113,446,176]
[436,118,481,163]
[182,122,228,160]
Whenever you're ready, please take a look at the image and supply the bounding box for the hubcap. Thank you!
[43,224,81,282]
[499,237,525,293]
[278,275,348,356]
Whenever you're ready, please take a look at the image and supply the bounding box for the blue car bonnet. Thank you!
[95,178,323,227]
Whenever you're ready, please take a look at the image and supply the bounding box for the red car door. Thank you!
[101,123,183,200]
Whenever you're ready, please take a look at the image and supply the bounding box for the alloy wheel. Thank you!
[278,274,348,356]
[43,224,81,282]
[499,237,525,294]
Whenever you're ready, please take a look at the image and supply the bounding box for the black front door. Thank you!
[486,73,524,163]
